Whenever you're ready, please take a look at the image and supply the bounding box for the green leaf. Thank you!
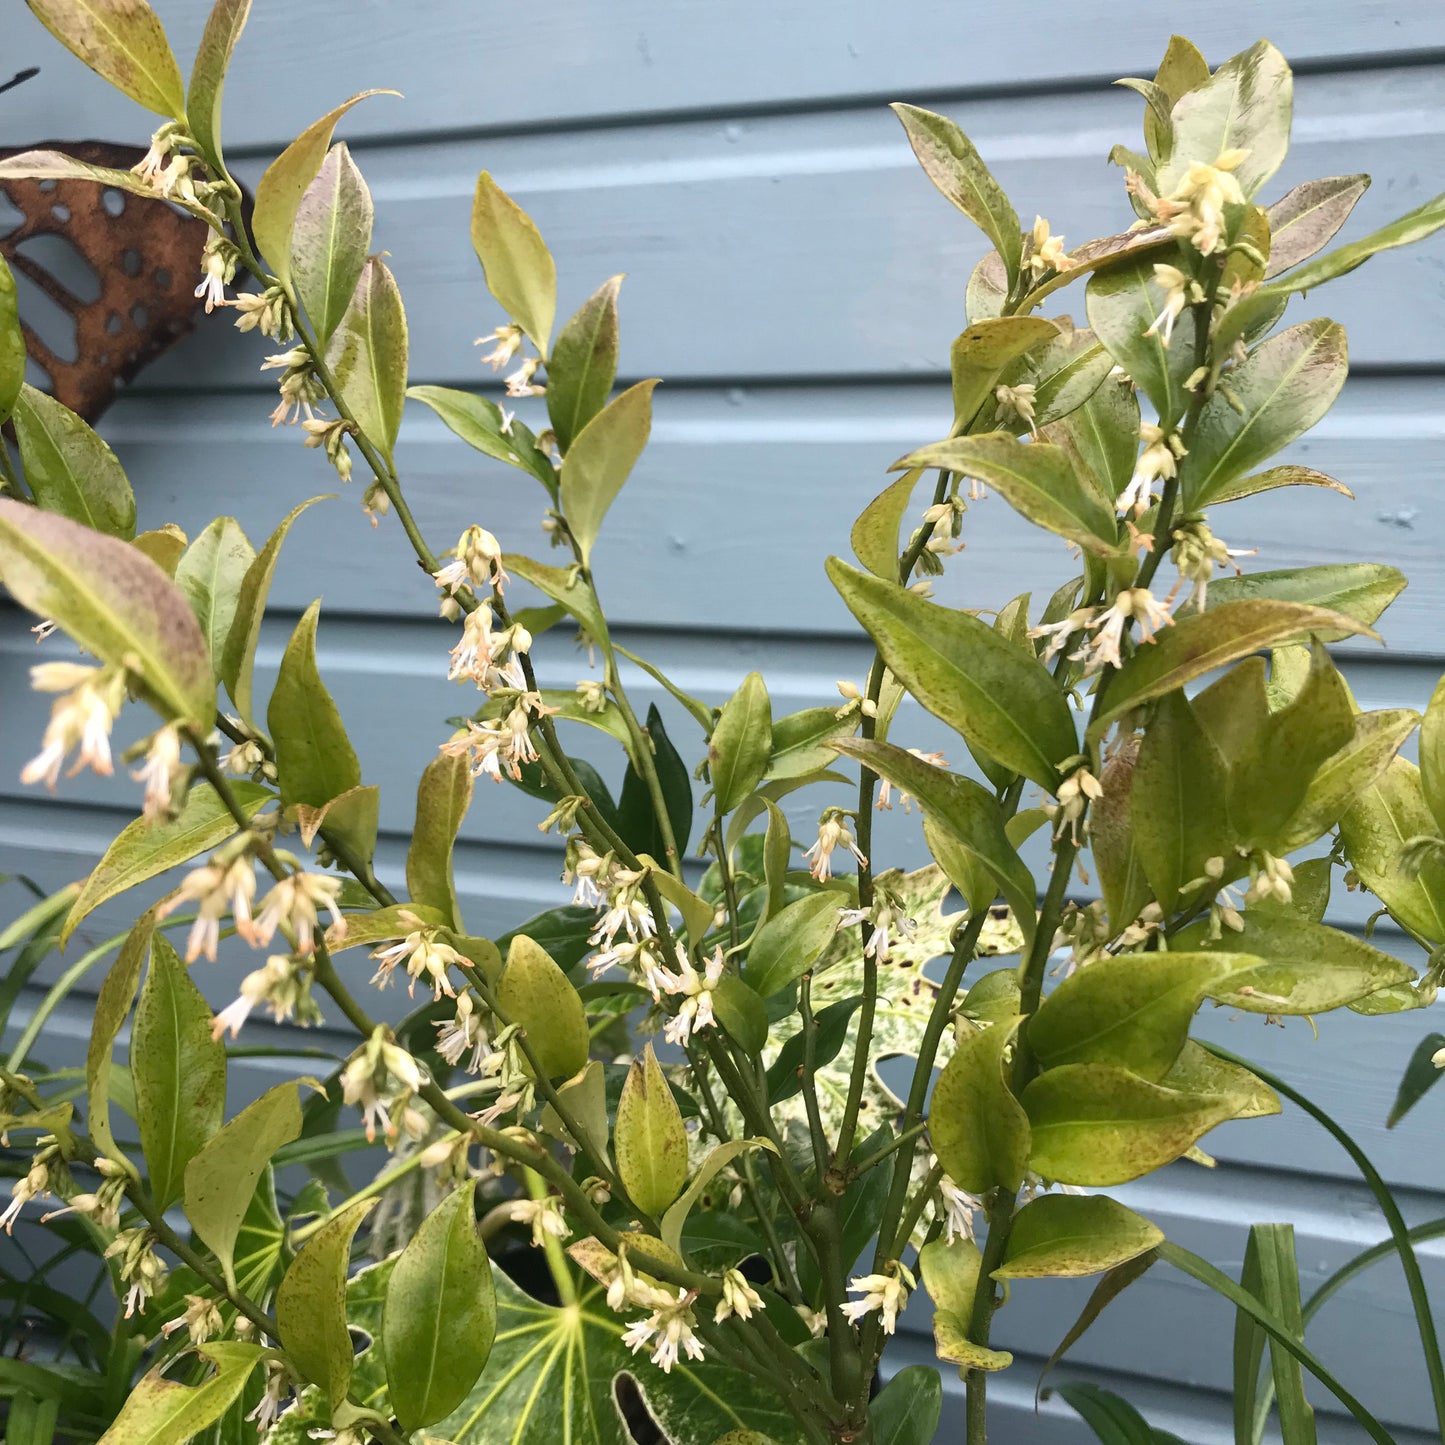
[86,911,154,1167]
[93,1342,261,1445]
[932,1311,1015,1374]
[1387,1032,1445,1128]
[851,469,921,582]
[1158,1241,1395,1445]
[1011,326,1117,431]
[1178,911,1415,1014]
[293,142,374,347]
[0,149,210,218]
[184,1083,301,1288]
[62,781,272,946]
[324,902,450,954]
[996,1194,1163,1280]
[1018,226,1175,310]
[643,863,715,946]
[470,172,557,356]
[1141,35,1210,162]
[291,784,379,866]
[406,750,472,931]
[0,255,25,425]
[275,1257,805,1445]
[1206,464,1353,506]
[1091,600,1373,739]
[616,1043,688,1216]
[827,558,1076,789]
[1086,258,1199,425]
[931,1019,1030,1194]
[1239,1224,1318,1445]
[615,644,713,732]
[1181,321,1348,508]
[559,379,658,568]
[548,274,623,452]
[1056,1382,1165,1445]
[1129,690,1228,912]
[1161,1041,1279,1120]
[253,92,394,285]
[1041,373,1140,502]
[1029,951,1264,1081]
[0,497,213,724]
[869,1365,943,1445]
[383,1185,496,1431]
[276,1197,376,1404]
[767,708,857,781]
[186,0,251,174]
[949,317,1058,428]
[744,892,842,997]
[1159,40,1292,200]
[615,703,693,860]
[712,972,769,1054]
[1210,565,1404,641]
[1023,1064,1244,1186]
[268,599,362,811]
[1265,175,1370,279]
[1340,757,1445,943]
[898,433,1116,556]
[1038,1254,1157,1396]
[661,1138,776,1256]
[326,255,407,461]
[967,249,1008,322]
[24,0,185,119]
[1419,674,1445,836]
[131,935,227,1208]
[765,994,863,1106]
[710,672,772,814]
[891,103,1021,283]
[1091,738,1151,934]
[11,384,135,538]
[221,496,329,723]
[175,516,255,681]
[505,553,612,659]
[836,738,1036,947]
[407,384,558,493]
[497,935,589,1080]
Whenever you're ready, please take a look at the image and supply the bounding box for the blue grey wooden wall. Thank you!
[3,3,1445,1441]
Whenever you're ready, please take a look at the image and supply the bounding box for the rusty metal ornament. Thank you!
[0,139,209,422]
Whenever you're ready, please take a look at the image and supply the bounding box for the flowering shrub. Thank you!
[3,7,1445,1445]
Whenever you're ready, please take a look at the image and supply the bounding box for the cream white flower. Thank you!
[245,1362,292,1433]
[1151,149,1250,255]
[658,946,725,1046]
[509,1194,571,1248]
[505,356,545,398]
[1118,422,1186,517]
[1053,767,1104,844]
[841,1264,915,1335]
[0,1157,51,1234]
[1028,607,1098,664]
[937,1171,982,1245]
[250,872,345,956]
[1142,263,1202,347]
[714,1268,765,1323]
[131,725,184,822]
[477,324,524,371]
[157,854,258,963]
[1244,851,1294,907]
[1073,588,1174,673]
[211,955,315,1039]
[435,990,490,1073]
[162,1294,224,1346]
[994,382,1038,435]
[877,748,946,811]
[1027,215,1072,276]
[622,1287,706,1373]
[370,925,467,999]
[21,663,127,790]
[804,809,867,882]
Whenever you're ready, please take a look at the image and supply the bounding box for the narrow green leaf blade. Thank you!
[548,274,623,452]
[470,171,557,356]
[187,0,251,173]
[406,750,472,930]
[24,0,185,118]
[11,384,135,538]
[293,141,374,346]
[326,255,408,461]
[558,379,658,568]
[616,1043,688,1216]
[710,672,772,814]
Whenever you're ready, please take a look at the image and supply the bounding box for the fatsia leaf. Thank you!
[184,1083,302,1288]
[293,142,374,347]
[274,1256,806,1445]
[24,0,185,119]
[1181,320,1348,508]
[175,516,255,681]
[898,432,1117,556]
[1090,600,1373,739]
[326,255,408,461]
[0,497,213,725]
[930,1019,1030,1194]
[131,935,226,1209]
[253,92,395,285]
[93,1341,262,1445]
[558,379,658,568]
[548,274,623,452]
[1265,175,1370,279]
[268,599,362,811]
[277,1198,376,1404]
[187,0,252,174]
[406,750,472,930]
[616,1043,688,1216]
[221,496,330,723]
[834,738,1036,946]
[62,781,272,946]
[11,384,135,538]
[471,171,557,355]
[1023,1064,1245,1186]
[995,1194,1163,1279]
[827,558,1077,788]
[383,1185,496,1431]
[891,103,1022,282]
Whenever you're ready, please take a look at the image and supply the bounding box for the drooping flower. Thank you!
[657,946,725,1046]
[1026,215,1073,276]
[804,809,867,882]
[841,1263,915,1335]
[21,663,127,790]
[622,1287,706,1373]
[250,871,345,955]
[156,853,258,963]
[714,1268,765,1323]
[131,725,185,822]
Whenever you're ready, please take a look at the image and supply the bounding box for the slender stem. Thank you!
[711,812,744,950]
[851,1121,928,1178]
[963,1188,1015,1444]
[524,1167,577,1307]
[607,664,683,877]
[797,972,833,1183]
[0,439,27,500]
